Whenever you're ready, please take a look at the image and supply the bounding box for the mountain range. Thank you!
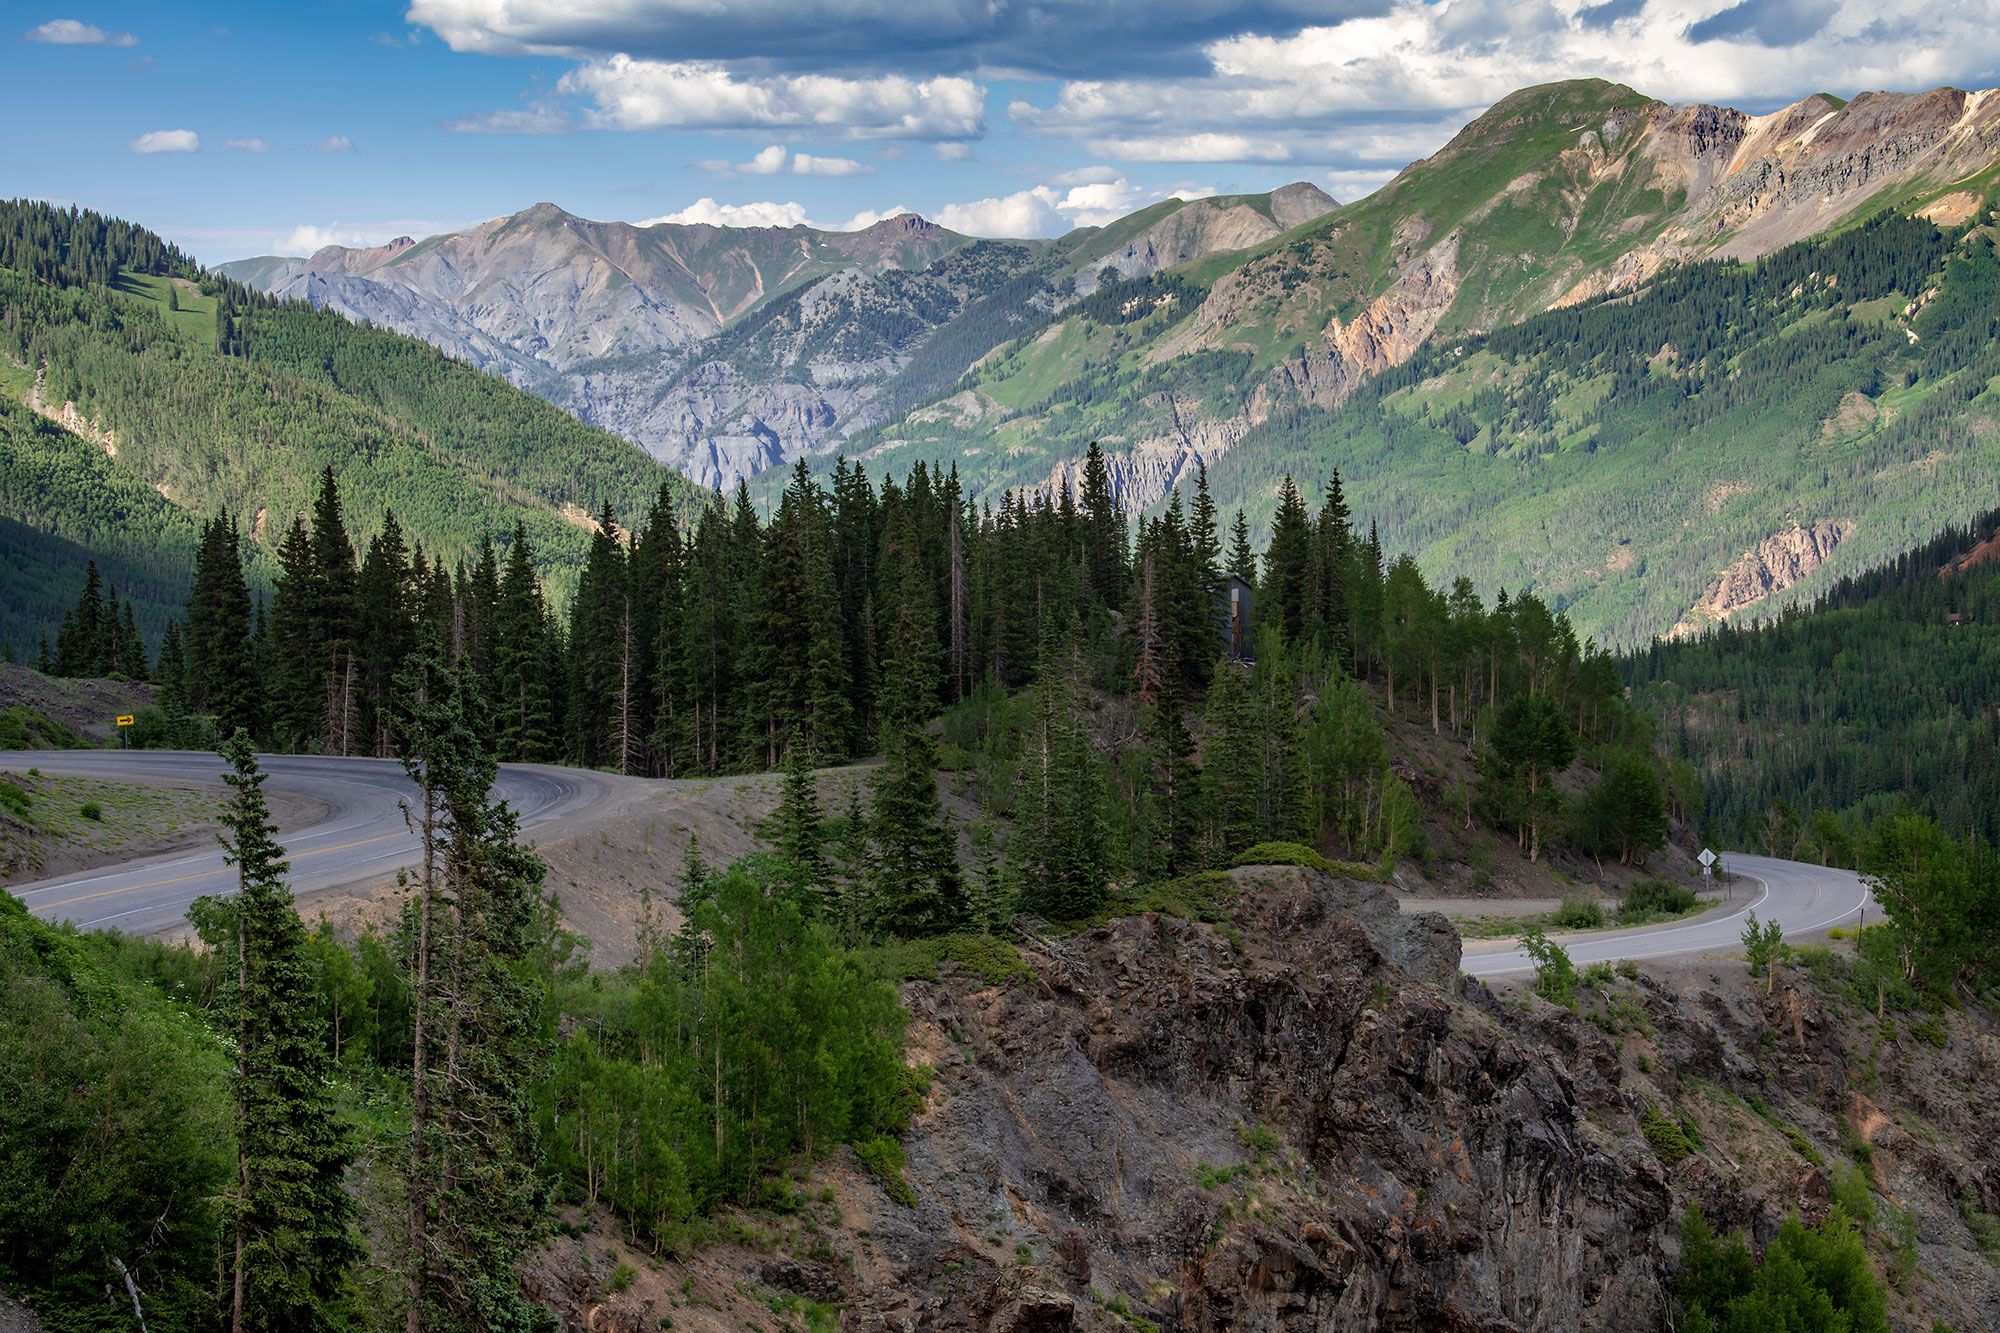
[220,183,1341,490]
[18,75,1989,650]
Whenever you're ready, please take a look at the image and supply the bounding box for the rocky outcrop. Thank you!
[1085,187,1340,290]
[854,866,1675,1332]
[1673,520,1849,636]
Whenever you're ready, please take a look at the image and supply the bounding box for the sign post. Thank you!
[116,714,134,749]
[1698,847,1717,895]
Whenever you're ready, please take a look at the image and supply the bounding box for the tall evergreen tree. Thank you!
[1008,617,1109,919]
[309,469,360,754]
[186,514,258,738]
[205,731,362,1333]
[395,652,553,1333]
[866,579,964,936]
[769,741,829,902]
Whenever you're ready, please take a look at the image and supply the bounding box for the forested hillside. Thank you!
[0,199,695,654]
[841,204,2000,647]
[1627,507,2000,851]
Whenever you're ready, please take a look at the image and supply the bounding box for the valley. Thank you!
[209,79,2000,647]
[7,52,2000,1333]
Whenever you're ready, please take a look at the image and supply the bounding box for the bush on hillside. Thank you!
[1620,877,1698,923]
[1230,842,1334,874]
[1552,896,1605,929]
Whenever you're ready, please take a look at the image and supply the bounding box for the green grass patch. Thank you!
[865,931,1034,986]
[0,705,92,751]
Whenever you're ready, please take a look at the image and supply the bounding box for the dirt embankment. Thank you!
[0,665,154,746]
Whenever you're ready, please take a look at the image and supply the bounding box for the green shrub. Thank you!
[866,932,1033,986]
[1832,1165,1875,1227]
[610,1260,637,1293]
[1909,1016,1948,1049]
[1642,1109,1695,1165]
[855,1136,915,1207]
[1958,1189,2000,1259]
[1620,878,1697,922]
[79,801,103,821]
[1521,927,1577,1006]
[0,705,89,751]
[1088,872,1237,929]
[0,779,31,817]
[1677,1203,1887,1333]
[1230,842,1333,873]
[1553,896,1605,929]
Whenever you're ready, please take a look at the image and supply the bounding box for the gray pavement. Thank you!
[4,750,625,936]
[1461,852,1876,978]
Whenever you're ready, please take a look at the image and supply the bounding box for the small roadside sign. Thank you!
[116,715,134,726]
[1699,848,1717,885]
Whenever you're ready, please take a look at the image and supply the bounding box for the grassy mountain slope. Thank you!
[0,199,695,652]
[825,81,2000,646]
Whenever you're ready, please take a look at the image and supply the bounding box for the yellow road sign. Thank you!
[116,715,134,726]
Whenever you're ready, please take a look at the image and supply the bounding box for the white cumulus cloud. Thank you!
[636,199,915,231]
[313,135,355,152]
[129,129,198,154]
[934,176,1215,237]
[1011,0,2000,170]
[26,18,137,45]
[558,55,984,139]
[275,220,470,254]
[639,198,814,228]
[223,137,274,152]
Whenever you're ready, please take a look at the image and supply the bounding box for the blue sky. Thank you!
[8,0,1999,263]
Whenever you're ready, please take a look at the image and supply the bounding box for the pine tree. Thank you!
[768,741,829,902]
[114,599,147,679]
[1078,441,1127,611]
[186,515,258,738]
[493,524,554,763]
[309,469,359,754]
[1204,659,1260,856]
[1008,617,1109,919]
[269,516,319,747]
[1313,470,1353,664]
[866,593,964,936]
[207,731,362,1333]
[1226,509,1255,582]
[1261,476,1313,648]
[1142,667,1204,880]
[355,514,413,756]
[395,652,552,1333]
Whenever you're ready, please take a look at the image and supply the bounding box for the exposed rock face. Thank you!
[1673,520,1848,636]
[859,867,1674,1332]
[1085,187,1340,290]
[218,190,1341,490]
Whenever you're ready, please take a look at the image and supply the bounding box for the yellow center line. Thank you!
[34,832,406,910]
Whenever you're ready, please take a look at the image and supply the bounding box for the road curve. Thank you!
[1461,853,1876,978]
[4,750,628,936]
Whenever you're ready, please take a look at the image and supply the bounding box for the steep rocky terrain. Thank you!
[218,188,1338,489]
[521,865,2000,1333]
[1671,521,1852,637]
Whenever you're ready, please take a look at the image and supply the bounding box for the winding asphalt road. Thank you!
[6,751,1877,968]
[1461,852,1877,978]
[3,750,627,936]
